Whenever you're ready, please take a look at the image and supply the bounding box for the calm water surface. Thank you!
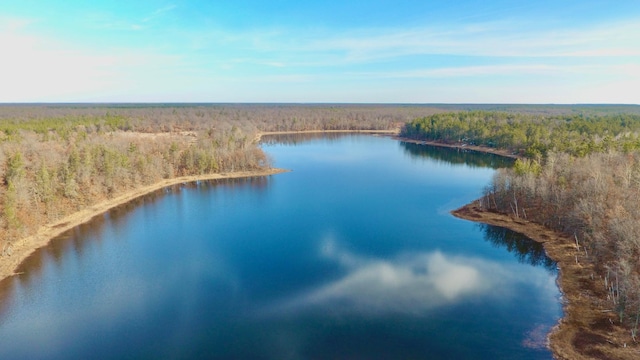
[0,135,561,359]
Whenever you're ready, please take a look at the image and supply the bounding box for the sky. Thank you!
[1,0,639,103]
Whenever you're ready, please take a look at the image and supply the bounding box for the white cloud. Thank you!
[0,19,185,102]
[0,16,36,32]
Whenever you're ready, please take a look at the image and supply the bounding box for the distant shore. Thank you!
[0,168,287,284]
[254,129,400,142]
[393,137,520,159]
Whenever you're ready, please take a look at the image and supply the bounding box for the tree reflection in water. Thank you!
[400,141,514,169]
[480,223,557,273]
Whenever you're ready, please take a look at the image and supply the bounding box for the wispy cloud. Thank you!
[142,4,177,23]
[198,18,640,65]
[2,5,638,102]
[349,63,640,79]
[87,4,178,32]
[343,21,640,59]
[353,65,559,79]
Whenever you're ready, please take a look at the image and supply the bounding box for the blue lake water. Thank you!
[0,134,561,359]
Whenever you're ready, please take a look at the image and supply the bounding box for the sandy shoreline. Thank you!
[452,202,639,359]
[0,168,288,283]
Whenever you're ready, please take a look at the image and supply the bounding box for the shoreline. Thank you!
[0,168,288,284]
[452,202,639,359]
[398,136,638,358]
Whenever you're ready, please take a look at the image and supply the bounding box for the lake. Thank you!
[0,134,561,359]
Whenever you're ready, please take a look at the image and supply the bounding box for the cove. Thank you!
[0,134,561,359]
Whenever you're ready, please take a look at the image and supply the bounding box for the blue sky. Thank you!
[1,0,639,103]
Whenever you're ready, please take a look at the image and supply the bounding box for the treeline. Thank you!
[0,104,441,133]
[401,111,640,158]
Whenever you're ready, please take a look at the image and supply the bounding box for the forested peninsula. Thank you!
[403,110,640,359]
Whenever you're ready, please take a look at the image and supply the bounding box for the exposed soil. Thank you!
[453,201,640,359]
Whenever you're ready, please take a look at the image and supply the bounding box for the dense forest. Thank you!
[401,111,640,158]
[0,104,442,250]
[403,110,640,338]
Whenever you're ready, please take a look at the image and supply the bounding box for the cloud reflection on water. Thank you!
[0,251,237,358]
[261,237,544,317]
